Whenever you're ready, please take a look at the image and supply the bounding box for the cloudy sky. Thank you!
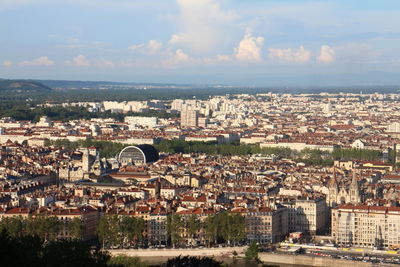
[1,0,400,86]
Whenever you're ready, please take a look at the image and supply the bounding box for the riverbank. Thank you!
[107,246,246,258]
[107,248,399,267]
[259,253,399,267]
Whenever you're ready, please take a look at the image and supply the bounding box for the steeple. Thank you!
[351,169,358,187]
[328,168,338,190]
[350,169,360,203]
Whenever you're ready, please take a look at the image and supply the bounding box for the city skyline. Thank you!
[2,0,400,86]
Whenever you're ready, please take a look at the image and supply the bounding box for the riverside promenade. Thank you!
[259,253,399,267]
[107,246,246,258]
[107,248,400,267]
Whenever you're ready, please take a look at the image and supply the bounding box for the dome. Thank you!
[118,144,159,165]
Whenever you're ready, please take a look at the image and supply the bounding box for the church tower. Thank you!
[328,168,339,207]
[82,148,90,173]
[349,170,361,203]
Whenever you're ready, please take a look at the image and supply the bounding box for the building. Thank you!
[388,122,400,133]
[124,116,158,129]
[180,109,199,128]
[118,145,159,166]
[238,206,288,244]
[332,204,400,249]
[147,209,168,246]
[278,196,327,235]
[328,170,361,207]
[59,147,108,181]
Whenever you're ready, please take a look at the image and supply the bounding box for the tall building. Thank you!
[388,122,400,133]
[180,109,199,128]
[332,204,400,249]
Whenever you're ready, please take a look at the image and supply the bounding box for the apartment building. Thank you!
[332,204,400,248]
[234,206,288,244]
[180,109,199,128]
[278,196,327,235]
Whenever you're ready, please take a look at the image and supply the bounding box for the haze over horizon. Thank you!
[2,0,400,86]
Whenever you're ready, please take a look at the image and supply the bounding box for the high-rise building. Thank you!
[180,109,199,128]
[388,122,400,133]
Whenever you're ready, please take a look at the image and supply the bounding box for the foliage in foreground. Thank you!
[108,255,148,267]
[160,256,223,267]
[0,230,109,267]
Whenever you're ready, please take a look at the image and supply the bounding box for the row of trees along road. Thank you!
[167,212,246,248]
[97,212,246,249]
[97,215,146,248]
[0,216,84,241]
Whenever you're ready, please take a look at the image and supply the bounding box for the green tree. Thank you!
[98,215,121,248]
[167,214,183,248]
[229,213,246,246]
[245,240,259,260]
[0,216,24,238]
[67,217,85,239]
[204,215,217,246]
[161,256,223,267]
[186,214,201,245]
[108,255,147,267]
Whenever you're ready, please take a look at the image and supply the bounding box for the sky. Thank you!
[1,0,400,86]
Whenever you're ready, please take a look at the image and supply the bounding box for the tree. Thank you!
[186,214,201,245]
[67,217,85,239]
[133,217,146,247]
[229,213,246,246]
[245,240,259,260]
[161,256,223,267]
[108,255,147,267]
[41,216,62,241]
[42,239,110,267]
[204,216,217,246]
[119,216,136,247]
[98,215,121,248]
[0,230,110,267]
[167,214,183,248]
[0,216,24,238]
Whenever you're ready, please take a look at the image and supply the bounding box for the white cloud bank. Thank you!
[268,46,311,63]
[19,56,54,66]
[129,40,163,55]
[3,60,13,67]
[66,54,90,67]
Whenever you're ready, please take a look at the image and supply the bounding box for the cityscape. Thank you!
[2,1,400,267]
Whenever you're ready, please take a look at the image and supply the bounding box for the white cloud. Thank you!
[162,49,196,68]
[3,60,12,67]
[128,40,163,55]
[169,0,238,54]
[268,46,311,63]
[96,58,114,68]
[67,54,90,67]
[318,45,335,64]
[234,32,264,62]
[19,56,54,66]
[174,49,190,62]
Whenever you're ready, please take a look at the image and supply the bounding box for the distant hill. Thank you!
[38,79,192,90]
[0,79,52,92]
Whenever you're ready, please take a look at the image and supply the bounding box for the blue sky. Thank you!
[1,0,400,86]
